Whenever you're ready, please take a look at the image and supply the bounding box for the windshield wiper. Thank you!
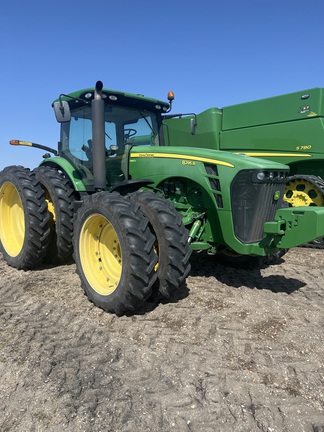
[138,110,154,134]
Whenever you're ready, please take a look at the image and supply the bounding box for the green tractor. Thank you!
[2,81,324,315]
[163,87,324,247]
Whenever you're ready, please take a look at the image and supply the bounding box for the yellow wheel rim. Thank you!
[45,190,56,242]
[153,239,159,272]
[284,179,324,206]
[79,214,122,296]
[0,181,25,257]
[45,190,56,223]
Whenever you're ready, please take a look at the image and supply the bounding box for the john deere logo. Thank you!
[273,190,281,201]
[299,105,310,114]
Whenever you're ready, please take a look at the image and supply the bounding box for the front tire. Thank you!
[129,191,192,299]
[0,166,50,269]
[73,192,157,315]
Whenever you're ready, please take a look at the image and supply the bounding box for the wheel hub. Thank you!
[289,192,310,206]
[284,178,324,207]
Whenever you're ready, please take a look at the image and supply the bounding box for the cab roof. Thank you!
[52,86,170,113]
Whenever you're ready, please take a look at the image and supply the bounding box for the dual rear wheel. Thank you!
[0,165,76,269]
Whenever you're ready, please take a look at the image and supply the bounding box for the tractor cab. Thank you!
[53,82,170,188]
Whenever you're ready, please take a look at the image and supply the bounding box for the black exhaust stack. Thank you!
[92,81,106,191]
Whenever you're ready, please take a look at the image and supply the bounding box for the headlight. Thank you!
[252,170,289,183]
[256,172,266,181]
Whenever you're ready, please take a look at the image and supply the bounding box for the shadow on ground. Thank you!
[189,251,306,294]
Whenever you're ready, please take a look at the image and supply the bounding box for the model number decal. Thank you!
[182,160,196,166]
[296,145,312,151]
[137,153,155,158]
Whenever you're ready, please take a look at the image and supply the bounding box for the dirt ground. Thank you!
[0,247,324,432]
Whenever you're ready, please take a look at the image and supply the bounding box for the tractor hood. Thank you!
[130,145,290,171]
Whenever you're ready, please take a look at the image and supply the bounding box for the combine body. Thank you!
[2,82,324,315]
[221,88,324,176]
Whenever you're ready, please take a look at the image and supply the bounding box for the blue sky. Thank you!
[1,0,323,170]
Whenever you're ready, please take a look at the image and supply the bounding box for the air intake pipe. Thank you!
[92,81,106,190]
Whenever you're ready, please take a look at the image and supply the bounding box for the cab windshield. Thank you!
[60,104,160,185]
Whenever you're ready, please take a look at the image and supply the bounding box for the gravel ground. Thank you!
[0,248,323,432]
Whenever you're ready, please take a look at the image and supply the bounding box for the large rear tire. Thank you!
[129,191,192,299]
[0,166,50,269]
[33,166,75,264]
[73,192,157,315]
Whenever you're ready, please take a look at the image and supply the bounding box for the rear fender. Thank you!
[39,157,90,192]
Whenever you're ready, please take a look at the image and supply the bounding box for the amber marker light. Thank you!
[167,91,175,102]
[10,140,32,146]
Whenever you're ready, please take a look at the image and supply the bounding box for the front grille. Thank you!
[231,170,288,243]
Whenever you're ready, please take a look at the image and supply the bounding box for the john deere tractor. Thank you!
[163,87,324,247]
[2,81,324,315]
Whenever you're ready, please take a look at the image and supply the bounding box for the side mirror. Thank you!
[53,100,71,123]
[190,116,197,135]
